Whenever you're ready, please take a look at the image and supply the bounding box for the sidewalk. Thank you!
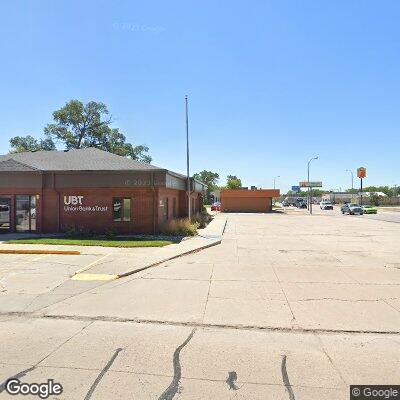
[0,215,227,279]
[377,206,400,212]
[98,214,227,277]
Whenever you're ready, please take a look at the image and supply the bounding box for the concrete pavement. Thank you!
[1,211,400,399]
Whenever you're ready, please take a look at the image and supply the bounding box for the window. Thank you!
[173,197,177,218]
[113,198,131,221]
[165,197,169,220]
[16,195,37,232]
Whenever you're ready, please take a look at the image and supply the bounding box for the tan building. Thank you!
[221,189,280,213]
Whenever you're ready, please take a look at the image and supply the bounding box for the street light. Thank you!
[307,156,319,214]
[273,175,280,189]
[346,169,354,190]
[346,169,354,202]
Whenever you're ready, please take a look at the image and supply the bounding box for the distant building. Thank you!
[221,188,280,213]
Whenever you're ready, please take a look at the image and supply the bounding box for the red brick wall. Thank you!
[0,186,204,233]
[58,188,157,234]
[157,188,180,226]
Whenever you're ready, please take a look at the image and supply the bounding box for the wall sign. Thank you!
[63,196,108,212]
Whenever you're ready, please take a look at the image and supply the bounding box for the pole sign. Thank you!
[299,181,322,188]
[291,186,300,192]
[357,167,366,179]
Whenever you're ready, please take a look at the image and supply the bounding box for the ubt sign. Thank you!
[64,196,83,205]
[63,195,108,212]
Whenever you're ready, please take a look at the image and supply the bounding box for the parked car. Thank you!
[341,203,363,215]
[296,199,307,209]
[320,200,333,210]
[211,202,221,211]
[362,205,378,214]
[282,200,289,207]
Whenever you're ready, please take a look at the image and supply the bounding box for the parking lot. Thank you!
[1,210,400,399]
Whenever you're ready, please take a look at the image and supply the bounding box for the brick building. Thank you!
[221,188,280,213]
[0,148,206,234]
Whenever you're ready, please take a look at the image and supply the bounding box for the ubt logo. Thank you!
[64,196,84,205]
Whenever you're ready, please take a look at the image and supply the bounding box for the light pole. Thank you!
[273,175,280,189]
[346,169,354,190]
[307,156,318,214]
[346,169,354,201]
[185,95,191,220]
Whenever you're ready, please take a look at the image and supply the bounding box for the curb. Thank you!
[117,238,221,278]
[0,249,81,255]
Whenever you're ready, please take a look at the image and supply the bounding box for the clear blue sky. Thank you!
[1,0,399,192]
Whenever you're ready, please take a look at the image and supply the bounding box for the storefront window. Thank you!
[16,195,37,232]
[0,197,11,232]
[113,198,131,222]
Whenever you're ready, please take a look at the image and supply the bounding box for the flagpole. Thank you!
[185,95,191,220]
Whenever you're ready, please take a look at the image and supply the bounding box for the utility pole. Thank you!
[185,95,191,220]
[273,175,280,189]
[307,156,318,214]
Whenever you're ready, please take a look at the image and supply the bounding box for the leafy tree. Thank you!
[226,175,242,189]
[9,100,151,163]
[193,170,220,203]
[9,135,56,153]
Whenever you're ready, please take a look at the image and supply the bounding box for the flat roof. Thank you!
[221,189,280,197]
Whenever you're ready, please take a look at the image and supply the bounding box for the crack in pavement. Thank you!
[2,312,399,335]
[281,355,295,400]
[292,297,400,303]
[83,348,123,400]
[226,371,239,390]
[0,366,36,393]
[157,328,196,400]
[0,321,93,393]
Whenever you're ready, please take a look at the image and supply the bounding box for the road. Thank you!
[1,211,400,399]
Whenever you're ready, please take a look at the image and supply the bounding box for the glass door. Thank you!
[16,195,37,232]
[0,197,11,232]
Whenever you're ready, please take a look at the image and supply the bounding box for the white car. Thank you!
[320,200,333,210]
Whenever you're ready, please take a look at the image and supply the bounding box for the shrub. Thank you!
[160,218,199,236]
[64,225,97,238]
[191,212,212,229]
[369,193,380,206]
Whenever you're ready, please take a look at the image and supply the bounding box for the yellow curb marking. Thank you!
[0,250,80,255]
[74,253,111,275]
[71,273,118,281]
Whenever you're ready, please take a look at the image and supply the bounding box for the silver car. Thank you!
[341,203,363,215]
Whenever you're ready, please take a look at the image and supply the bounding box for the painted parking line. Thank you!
[71,273,117,281]
[73,253,112,275]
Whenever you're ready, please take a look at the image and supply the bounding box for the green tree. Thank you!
[193,170,220,203]
[226,175,242,189]
[9,100,151,163]
[9,135,56,153]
